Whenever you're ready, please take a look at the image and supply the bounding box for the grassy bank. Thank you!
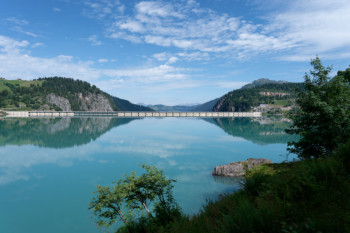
[120,141,350,233]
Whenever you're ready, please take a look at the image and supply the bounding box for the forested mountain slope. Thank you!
[213,79,303,112]
[0,77,153,111]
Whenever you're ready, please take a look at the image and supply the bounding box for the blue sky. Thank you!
[0,0,349,105]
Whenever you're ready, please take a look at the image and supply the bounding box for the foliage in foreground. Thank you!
[89,57,350,232]
[89,164,181,233]
[116,141,350,233]
[287,57,350,159]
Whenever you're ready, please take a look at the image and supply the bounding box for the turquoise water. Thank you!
[0,117,296,233]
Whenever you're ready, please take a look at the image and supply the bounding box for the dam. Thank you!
[4,111,262,118]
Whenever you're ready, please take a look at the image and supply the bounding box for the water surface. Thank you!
[0,117,296,233]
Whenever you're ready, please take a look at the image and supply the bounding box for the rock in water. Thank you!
[212,158,273,177]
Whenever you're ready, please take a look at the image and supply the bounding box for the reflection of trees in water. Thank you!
[204,117,297,145]
[0,116,296,149]
[0,117,136,148]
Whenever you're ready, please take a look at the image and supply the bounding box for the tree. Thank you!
[89,164,181,232]
[287,57,350,159]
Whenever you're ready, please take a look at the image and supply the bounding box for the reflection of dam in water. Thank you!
[5,111,262,118]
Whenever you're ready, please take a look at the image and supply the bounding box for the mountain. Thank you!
[191,98,221,111]
[112,97,153,111]
[213,79,304,112]
[148,78,302,113]
[0,77,153,111]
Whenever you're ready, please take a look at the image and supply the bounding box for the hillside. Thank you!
[0,77,153,112]
[192,97,221,111]
[213,79,303,112]
[112,97,153,111]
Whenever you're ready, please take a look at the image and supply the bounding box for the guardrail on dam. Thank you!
[4,111,262,118]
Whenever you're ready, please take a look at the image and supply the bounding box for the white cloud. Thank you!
[0,35,29,54]
[104,0,350,60]
[32,42,45,48]
[98,58,108,63]
[88,35,102,46]
[107,0,290,58]
[118,20,145,33]
[167,57,178,64]
[264,0,350,60]
[6,17,29,26]
[135,1,184,18]
[6,17,38,38]
[13,26,38,38]
[83,0,125,19]
[109,31,142,43]
[153,52,169,61]
[53,7,62,12]
[0,35,194,91]
[177,51,210,61]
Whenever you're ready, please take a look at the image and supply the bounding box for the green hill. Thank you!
[112,97,153,111]
[0,77,153,111]
[213,79,303,112]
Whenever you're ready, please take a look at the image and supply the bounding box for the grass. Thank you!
[272,99,290,106]
[0,79,43,92]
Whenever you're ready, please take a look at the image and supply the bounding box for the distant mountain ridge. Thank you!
[148,98,220,112]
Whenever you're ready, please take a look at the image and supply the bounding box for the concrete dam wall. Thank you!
[5,111,262,118]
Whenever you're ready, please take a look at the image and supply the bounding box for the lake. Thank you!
[0,116,296,233]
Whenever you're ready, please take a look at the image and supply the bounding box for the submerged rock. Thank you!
[212,158,273,177]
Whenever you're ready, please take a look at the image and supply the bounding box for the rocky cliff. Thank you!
[77,93,114,111]
[46,93,71,111]
[46,92,114,112]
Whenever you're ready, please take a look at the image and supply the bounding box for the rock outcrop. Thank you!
[46,92,114,111]
[46,93,71,111]
[77,93,113,111]
[212,158,273,177]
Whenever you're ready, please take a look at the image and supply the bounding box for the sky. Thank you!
[0,0,350,105]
